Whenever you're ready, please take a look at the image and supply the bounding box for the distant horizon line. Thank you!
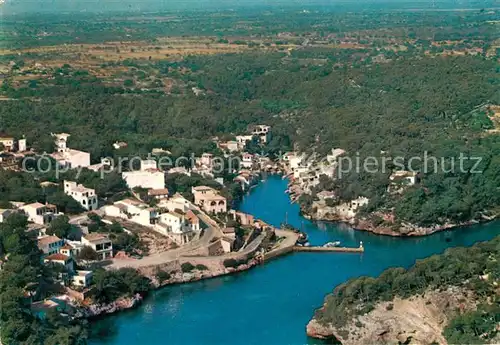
[1,0,498,16]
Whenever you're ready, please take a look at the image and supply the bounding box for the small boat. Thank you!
[296,232,309,245]
[323,241,341,248]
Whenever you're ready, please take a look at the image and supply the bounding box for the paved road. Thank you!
[108,210,221,269]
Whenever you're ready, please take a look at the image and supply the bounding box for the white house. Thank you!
[219,140,240,152]
[113,141,128,150]
[240,153,255,169]
[72,270,93,288]
[156,209,197,245]
[64,180,98,211]
[81,233,113,260]
[148,188,170,200]
[158,211,186,234]
[20,202,61,225]
[332,197,369,220]
[122,169,165,190]
[103,198,158,227]
[140,159,157,171]
[185,210,201,231]
[18,138,27,152]
[389,170,418,186]
[44,253,74,272]
[235,135,254,150]
[50,133,90,168]
[158,193,193,212]
[250,125,271,144]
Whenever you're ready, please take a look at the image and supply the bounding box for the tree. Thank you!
[77,246,99,261]
[46,192,85,214]
[46,215,72,239]
[181,262,195,272]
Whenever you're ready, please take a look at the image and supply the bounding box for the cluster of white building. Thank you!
[283,148,371,220]
[103,191,210,245]
[283,148,346,193]
[216,124,272,153]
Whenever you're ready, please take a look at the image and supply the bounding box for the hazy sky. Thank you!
[0,0,496,14]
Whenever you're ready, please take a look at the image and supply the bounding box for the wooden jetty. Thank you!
[293,246,364,253]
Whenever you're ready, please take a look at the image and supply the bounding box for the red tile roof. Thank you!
[37,236,61,246]
[44,253,70,262]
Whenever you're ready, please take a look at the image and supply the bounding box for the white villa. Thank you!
[50,133,90,168]
[64,180,98,211]
[122,160,165,190]
[390,170,419,185]
[156,209,200,245]
[250,125,271,144]
[235,135,254,150]
[332,197,369,220]
[72,270,93,288]
[20,202,61,225]
[103,198,158,227]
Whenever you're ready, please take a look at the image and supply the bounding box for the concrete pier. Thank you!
[293,246,364,253]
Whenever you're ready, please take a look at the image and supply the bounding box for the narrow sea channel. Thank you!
[91,175,500,345]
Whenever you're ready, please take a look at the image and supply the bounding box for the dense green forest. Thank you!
[1,50,499,226]
[315,236,500,343]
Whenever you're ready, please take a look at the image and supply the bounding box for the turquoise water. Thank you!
[91,176,500,345]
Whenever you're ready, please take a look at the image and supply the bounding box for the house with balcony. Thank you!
[20,202,61,225]
[64,180,98,211]
[192,186,227,214]
[81,233,113,260]
[240,153,256,169]
[250,125,271,144]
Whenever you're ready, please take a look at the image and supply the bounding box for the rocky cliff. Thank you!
[306,288,476,345]
[76,294,144,318]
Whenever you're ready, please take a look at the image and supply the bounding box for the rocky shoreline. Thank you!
[80,258,263,319]
[76,294,144,319]
[310,211,497,237]
[306,287,477,345]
